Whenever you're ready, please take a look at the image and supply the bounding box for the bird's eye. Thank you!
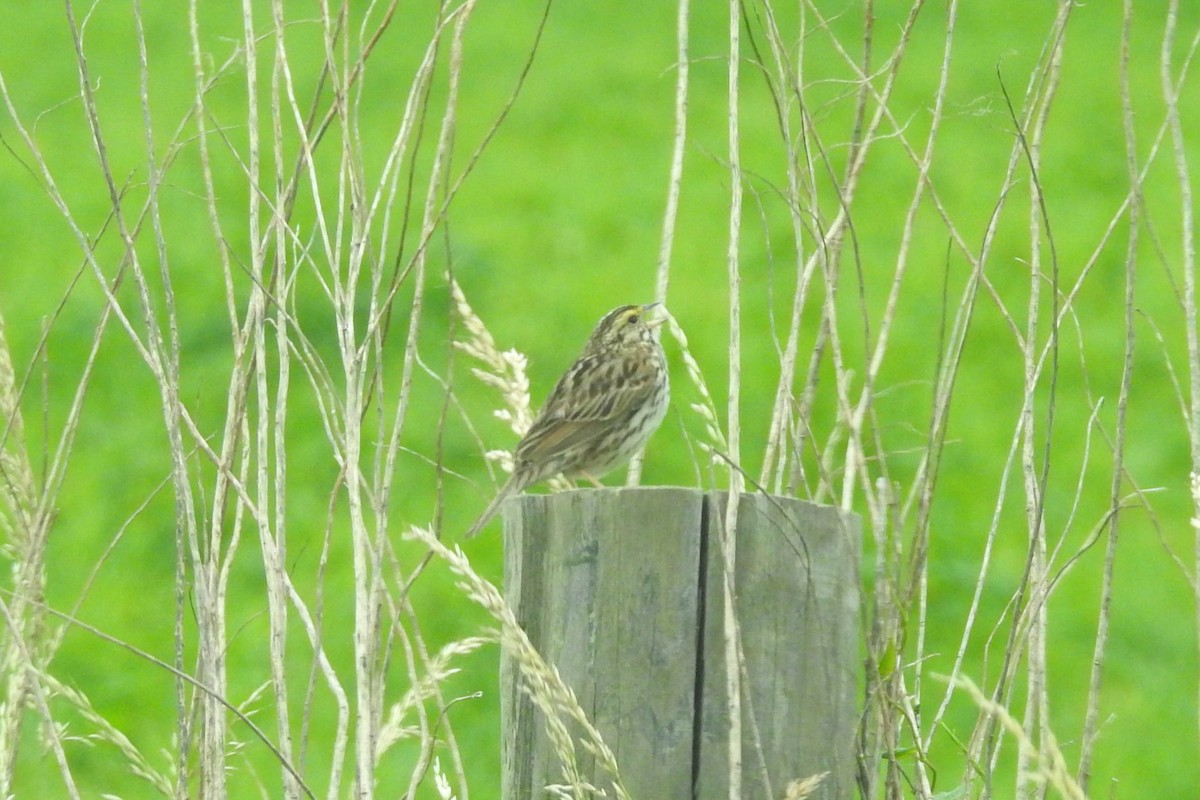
[628,314,639,325]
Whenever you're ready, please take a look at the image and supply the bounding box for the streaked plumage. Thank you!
[465,303,669,539]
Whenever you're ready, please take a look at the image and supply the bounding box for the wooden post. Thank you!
[500,487,860,800]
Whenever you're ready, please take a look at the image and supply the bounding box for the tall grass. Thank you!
[0,0,1196,797]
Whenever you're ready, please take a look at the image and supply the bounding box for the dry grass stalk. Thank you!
[783,772,829,800]
[0,308,53,796]
[451,276,573,493]
[407,525,631,800]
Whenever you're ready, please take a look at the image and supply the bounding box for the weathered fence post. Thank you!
[500,486,860,800]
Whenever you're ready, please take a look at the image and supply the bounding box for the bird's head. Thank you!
[585,303,665,352]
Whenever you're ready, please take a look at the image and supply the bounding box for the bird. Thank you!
[465,303,670,539]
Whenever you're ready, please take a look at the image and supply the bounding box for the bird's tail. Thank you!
[464,478,517,539]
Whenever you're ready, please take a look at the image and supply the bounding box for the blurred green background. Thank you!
[1,0,1198,797]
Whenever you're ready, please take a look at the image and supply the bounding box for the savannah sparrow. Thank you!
[465,303,670,539]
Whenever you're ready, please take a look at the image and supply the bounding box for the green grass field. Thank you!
[1,1,1199,797]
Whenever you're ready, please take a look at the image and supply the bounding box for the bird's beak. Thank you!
[642,302,667,328]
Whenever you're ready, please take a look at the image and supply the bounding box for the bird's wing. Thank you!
[515,351,658,464]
